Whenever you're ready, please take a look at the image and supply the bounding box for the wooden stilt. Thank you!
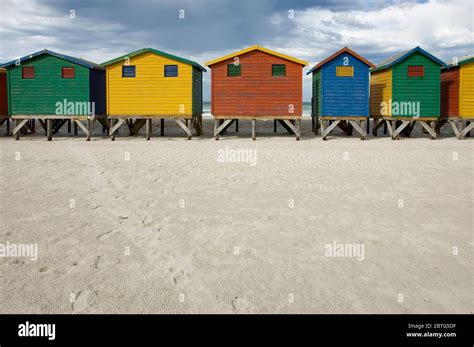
[74,121,78,135]
[235,119,239,133]
[6,118,10,136]
[320,119,326,140]
[214,119,219,140]
[47,119,52,141]
[146,118,151,140]
[14,119,20,140]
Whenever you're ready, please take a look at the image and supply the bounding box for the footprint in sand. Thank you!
[142,215,153,226]
[72,290,91,313]
[97,230,118,241]
[94,255,120,270]
[231,297,254,314]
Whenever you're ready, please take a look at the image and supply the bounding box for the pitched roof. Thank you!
[445,54,474,69]
[101,48,206,71]
[371,46,447,72]
[306,47,374,75]
[205,45,308,67]
[1,49,104,70]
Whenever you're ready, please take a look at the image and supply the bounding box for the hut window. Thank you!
[164,65,178,77]
[62,67,75,79]
[408,65,424,77]
[122,66,136,78]
[336,66,354,77]
[227,64,241,77]
[272,64,286,77]
[22,67,35,79]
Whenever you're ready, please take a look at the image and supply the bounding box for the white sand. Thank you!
[0,118,472,313]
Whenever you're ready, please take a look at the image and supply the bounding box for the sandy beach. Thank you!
[0,117,472,314]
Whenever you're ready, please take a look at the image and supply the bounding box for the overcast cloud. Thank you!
[0,0,472,100]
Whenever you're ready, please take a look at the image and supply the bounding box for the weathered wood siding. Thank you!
[192,67,203,115]
[392,52,441,117]
[320,52,370,117]
[370,69,392,116]
[312,69,321,116]
[211,50,303,117]
[8,55,90,115]
[459,61,474,118]
[440,68,459,117]
[106,52,193,116]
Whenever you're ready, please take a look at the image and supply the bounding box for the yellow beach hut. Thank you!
[102,48,206,140]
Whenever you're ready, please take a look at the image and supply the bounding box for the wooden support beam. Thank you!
[447,120,460,138]
[348,120,366,140]
[109,118,125,141]
[175,119,192,139]
[146,119,152,140]
[214,119,233,138]
[372,118,384,136]
[459,121,474,139]
[320,119,325,139]
[321,119,341,140]
[47,119,52,141]
[392,120,410,139]
[252,119,256,140]
[13,119,28,139]
[282,119,301,140]
[419,121,436,139]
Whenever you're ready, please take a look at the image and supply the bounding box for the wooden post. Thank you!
[296,119,301,141]
[74,121,78,135]
[14,119,19,140]
[47,119,52,141]
[160,118,164,136]
[252,119,256,140]
[110,119,116,141]
[146,118,151,140]
[320,120,325,140]
[68,120,71,133]
[214,119,219,140]
[235,119,239,133]
[6,118,10,136]
[86,119,91,141]
[311,116,315,133]
[274,120,277,133]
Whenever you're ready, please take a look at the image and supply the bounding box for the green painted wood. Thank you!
[312,69,322,116]
[392,52,441,117]
[192,67,203,115]
[7,54,90,115]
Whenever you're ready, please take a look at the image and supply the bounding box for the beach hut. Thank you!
[1,49,106,141]
[0,68,9,133]
[370,46,447,139]
[205,45,308,140]
[101,48,206,140]
[307,47,374,140]
[440,55,474,138]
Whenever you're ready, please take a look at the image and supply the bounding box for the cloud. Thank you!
[0,0,472,101]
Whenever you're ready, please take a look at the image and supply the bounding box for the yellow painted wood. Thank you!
[459,61,474,118]
[106,52,193,115]
[336,66,354,77]
[205,45,308,66]
[370,69,392,117]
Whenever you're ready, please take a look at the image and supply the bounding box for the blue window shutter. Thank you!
[122,66,136,77]
[164,65,178,77]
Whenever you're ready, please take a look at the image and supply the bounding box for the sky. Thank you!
[0,0,472,101]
